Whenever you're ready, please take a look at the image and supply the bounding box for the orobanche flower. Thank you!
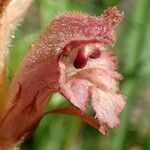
[0,3,126,149]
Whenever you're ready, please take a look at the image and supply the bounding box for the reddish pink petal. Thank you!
[90,87,125,129]
[67,78,91,112]
[73,68,119,92]
[91,87,120,128]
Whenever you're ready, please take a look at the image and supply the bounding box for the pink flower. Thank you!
[0,7,126,147]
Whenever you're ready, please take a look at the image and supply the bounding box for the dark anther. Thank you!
[73,47,88,69]
[90,48,101,59]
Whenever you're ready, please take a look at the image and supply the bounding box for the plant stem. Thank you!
[0,0,33,114]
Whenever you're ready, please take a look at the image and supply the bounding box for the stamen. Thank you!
[73,45,101,69]
[73,47,88,69]
[90,48,101,59]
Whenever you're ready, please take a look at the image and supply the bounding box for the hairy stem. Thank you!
[0,0,33,113]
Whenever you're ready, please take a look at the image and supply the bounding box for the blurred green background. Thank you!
[8,0,150,149]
